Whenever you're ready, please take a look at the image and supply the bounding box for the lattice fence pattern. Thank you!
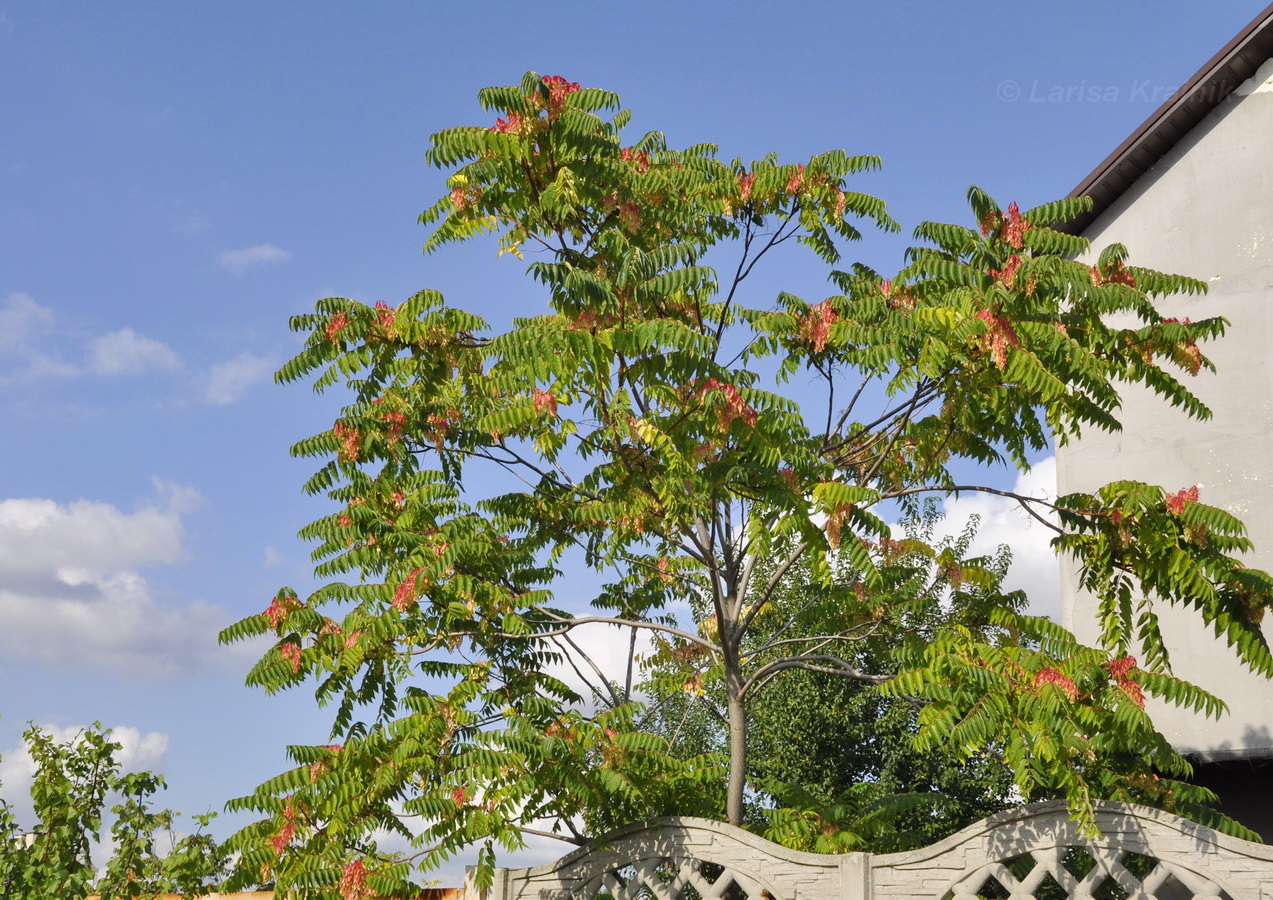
[577,859,772,900]
[946,846,1232,899]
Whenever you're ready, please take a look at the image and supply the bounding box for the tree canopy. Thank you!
[219,72,1273,897]
[0,723,225,899]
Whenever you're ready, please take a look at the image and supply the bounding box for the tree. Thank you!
[644,506,1018,850]
[220,73,1273,894]
[0,723,226,899]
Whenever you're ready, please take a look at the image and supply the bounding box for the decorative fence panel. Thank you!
[469,802,1273,900]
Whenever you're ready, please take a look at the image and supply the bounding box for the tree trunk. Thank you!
[725,660,747,826]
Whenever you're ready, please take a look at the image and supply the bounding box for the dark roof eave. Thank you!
[1058,3,1273,235]
[1187,747,1273,766]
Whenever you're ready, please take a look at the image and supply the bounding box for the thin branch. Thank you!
[858,394,926,487]
[692,515,724,614]
[536,612,722,654]
[829,373,876,438]
[623,625,637,704]
[733,529,764,613]
[752,623,884,657]
[668,694,697,747]
[712,217,756,353]
[550,633,621,708]
[692,692,729,728]
[712,206,803,357]
[517,826,586,845]
[889,484,1063,533]
[743,654,889,698]
[825,381,939,454]
[739,540,810,632]
[749,591,828,652]
[820,359,836,441]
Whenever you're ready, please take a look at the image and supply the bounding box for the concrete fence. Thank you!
[468,802,1273,900]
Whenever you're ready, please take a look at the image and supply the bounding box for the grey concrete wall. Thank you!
[1058,57,1273,756]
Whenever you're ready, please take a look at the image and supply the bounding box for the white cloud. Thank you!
[0,293,76,381]
[0,482,244,679]
[0,724,169,833]
[1,295,183,384]
[180,215,210,235]
[541,621,654,710]
[938,456,1061,620]
[203,351,273,404]
[218,243,291,272]
[263,546,284,567]
[0,481,198,578]
[0,574,229,679]
[0,292,53,352]
[89,328,182,375]
[108,726,170,770]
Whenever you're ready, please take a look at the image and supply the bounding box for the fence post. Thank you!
[463,865,508,900]
[837,853,870,900]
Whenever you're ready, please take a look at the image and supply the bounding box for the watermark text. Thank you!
[997,79,1238,104]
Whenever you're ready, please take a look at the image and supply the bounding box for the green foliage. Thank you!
[222,73,1273,894]
[645,507,1020,851]
[0,723,226,899]
[755,779,941,854]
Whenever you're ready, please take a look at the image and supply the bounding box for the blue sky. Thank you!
[1,0,1266,881]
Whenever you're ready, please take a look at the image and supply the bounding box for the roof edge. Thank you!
[1059,3,1273,235]
[1186,748,1273,765]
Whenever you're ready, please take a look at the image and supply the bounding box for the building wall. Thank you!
[1058,58,1273,759]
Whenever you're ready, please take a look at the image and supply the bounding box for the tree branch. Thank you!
[740,540,810,632]
[549,633,622,709]
[536,612,722,654]
[889,484,1063,533]
[743,654,889,698]
[751,623,883,657]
